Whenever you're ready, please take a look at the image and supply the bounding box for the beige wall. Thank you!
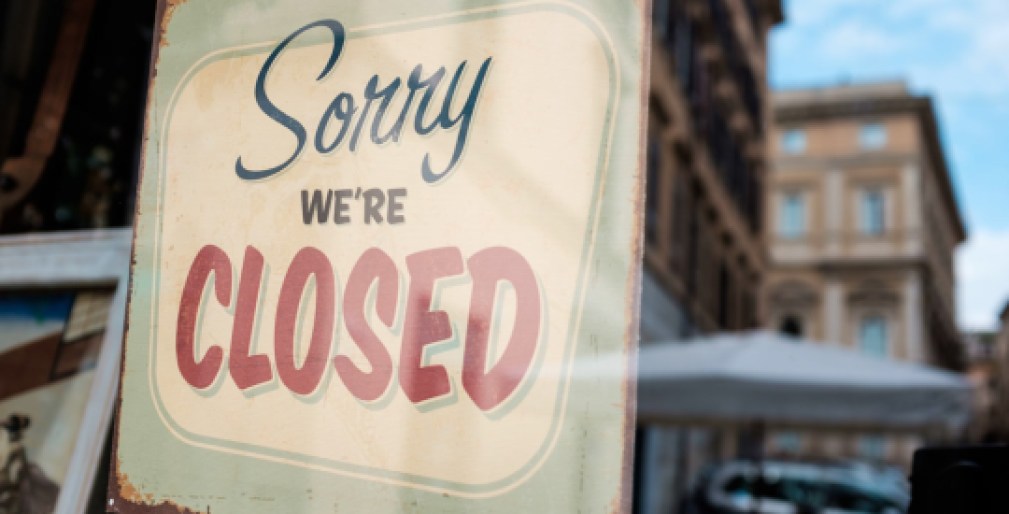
[768,112,928,267]
[766,267,925,361]
[769,162,922,263]
[774,114,919,159]
[765,270,827,340]
[766,100,960,370]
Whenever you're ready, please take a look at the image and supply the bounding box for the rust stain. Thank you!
[157,0,190,49]
[105,2,196,512]
[613,0,653,512]
[104,311,197,514]
[109,464,207,514]
[115,468,152,504]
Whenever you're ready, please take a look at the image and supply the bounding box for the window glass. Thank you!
[0,288,115,506]
[859,123,887,149]
[858,435,887,461]
[860,188,886,235]
[780,129,806,154]
[859,315,889,357]
[774,431,802,454]
[778,192,806,238]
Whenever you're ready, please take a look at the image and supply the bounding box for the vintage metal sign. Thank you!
[112,0,647,511]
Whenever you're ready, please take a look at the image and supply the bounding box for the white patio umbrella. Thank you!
[636,331,972,435]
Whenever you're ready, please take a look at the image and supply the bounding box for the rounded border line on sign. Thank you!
[140,0,624,499]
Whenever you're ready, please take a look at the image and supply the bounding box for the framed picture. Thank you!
[0,228,130,512]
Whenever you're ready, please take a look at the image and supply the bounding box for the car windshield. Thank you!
[715,463,905,514]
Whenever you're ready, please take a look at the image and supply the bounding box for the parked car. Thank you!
[684,460,908,514]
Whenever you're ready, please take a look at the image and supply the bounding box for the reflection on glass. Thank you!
[0,288,113,513]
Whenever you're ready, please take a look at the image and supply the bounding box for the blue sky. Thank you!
[770,0,1009,330]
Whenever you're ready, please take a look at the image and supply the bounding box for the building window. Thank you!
[645,136,660,244]
[858,435,887,461]
[859,315,889,357]
[774,431,802,455]
[778,192,806,238]
[780,315,804,338]
[718,262,731,329]
[859,123,887,150]
[670,165,691,273]
[780,129,806,154]
[860,188,886,235]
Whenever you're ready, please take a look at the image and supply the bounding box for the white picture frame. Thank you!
[0,228,131,513]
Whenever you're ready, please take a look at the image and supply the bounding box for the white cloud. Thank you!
[778,0,1009,100]
[957,228,1009,331]
[883,0,961,20]
[964,25,1009,89]
[906,0,1009,98]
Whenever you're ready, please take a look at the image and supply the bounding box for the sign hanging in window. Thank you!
[111,0,648,512]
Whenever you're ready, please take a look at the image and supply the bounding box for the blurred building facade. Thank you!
[765,81,966,370]
[762,81,968,465]
[964,330,999,441]
[988,303,1009,440]
[636,0,783,512]
[642,0,782,342]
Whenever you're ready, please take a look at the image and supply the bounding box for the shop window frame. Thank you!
[0,228,130,510]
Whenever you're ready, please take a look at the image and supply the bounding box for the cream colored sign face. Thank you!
[148,7,616,493]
